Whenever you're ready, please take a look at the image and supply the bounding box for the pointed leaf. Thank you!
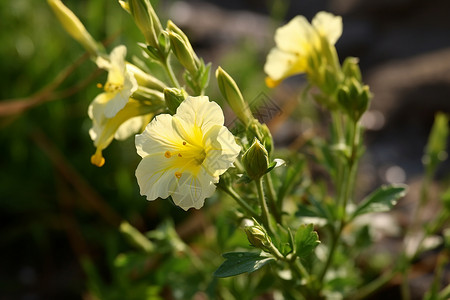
[213,252,274,278]
[352,184,407,219]
[295,224,320,257]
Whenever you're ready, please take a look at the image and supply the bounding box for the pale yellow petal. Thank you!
[103,91,130,118]
[170,170,216,210]
[115,114,149,141]
[91,100,153,150]
[135,114,182,158]
[136,154,178,201]
[176,96,224,132]
[275,15,314,53]
[264,48,306,81]
[107,45,127,85]
[203,125,241,177]
[312,11,342,45]
[95,55,111,70]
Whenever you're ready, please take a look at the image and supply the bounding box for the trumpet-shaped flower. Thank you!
[135,96,241,210]
[264,11,342,87]
[89,45,155,166]
[89,99,155,167]
[94,45,138,118]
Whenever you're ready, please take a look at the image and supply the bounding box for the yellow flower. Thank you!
[135,96,241,210]
[89,45,161,167]
[264,11,342,87]
[89,99,155,167]
[94,45,138,118]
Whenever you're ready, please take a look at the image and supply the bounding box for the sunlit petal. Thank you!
[135,96,241,210]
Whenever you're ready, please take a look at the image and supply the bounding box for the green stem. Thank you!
[319,120,360,285]
[256,177,274,236]
[219,185,258,218]
[400,269,411,300]
[162,55,180,88]
[318,225,339,283]
[264,173,281,224]
[347,268,398,300]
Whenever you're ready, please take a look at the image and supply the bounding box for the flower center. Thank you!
[164,140,206,178]
[103,82,124,93]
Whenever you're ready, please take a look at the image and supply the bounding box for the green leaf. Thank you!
[213,252,274,278]
[295,224,320,257]
[352,184,407,219]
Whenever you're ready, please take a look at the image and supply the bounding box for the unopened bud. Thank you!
[126,0,162,48]
[164,88,188,114]
[216,67,253,126]
[337,78,371,121]
[342,57,362,82]
[168,31,198,74]
[47,0,99,56]
[244,224,271,251]
[242,138,269,180]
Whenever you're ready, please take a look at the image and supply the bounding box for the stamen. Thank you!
[91,149,105,167]
[175,172,182,179]
[178,153,182,157]
[182,141,187,145]
[164,151,171,158]
[96,83,103,89]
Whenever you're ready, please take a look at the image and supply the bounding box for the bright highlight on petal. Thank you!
[135,96,241,210]
[264,11,342,86]
[94,45,138,118]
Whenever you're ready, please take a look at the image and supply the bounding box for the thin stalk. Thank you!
[162,55,180,88]
[400,270,411,300]
[319,119,360,284]
[256,177,274,236]
[219,185,258,218]
[264,173,281,224]
[347,268,398,300]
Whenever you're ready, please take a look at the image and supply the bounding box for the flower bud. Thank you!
[168,31,198,75]
[248,121,273,155]
[164,88,188,114]
[125,0,162,48]
[47,0,99,56]
[244,224,271,251]
[167,20,191,47]
[342,57,362,82]
[216,67,253,127]
[242,138,269,180]
[337,78,371,121]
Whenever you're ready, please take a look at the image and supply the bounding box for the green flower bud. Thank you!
[125,0,162,48]
[342,57,362,82]
[164,87,188,114]
[47,0,100,56]
[167,20,191,48]
[244,224,271,251]
[248,121,273,155]
[242,138,269,180]
[337,78,371,121]
[216,67,253,127]
[168,31,198,75]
